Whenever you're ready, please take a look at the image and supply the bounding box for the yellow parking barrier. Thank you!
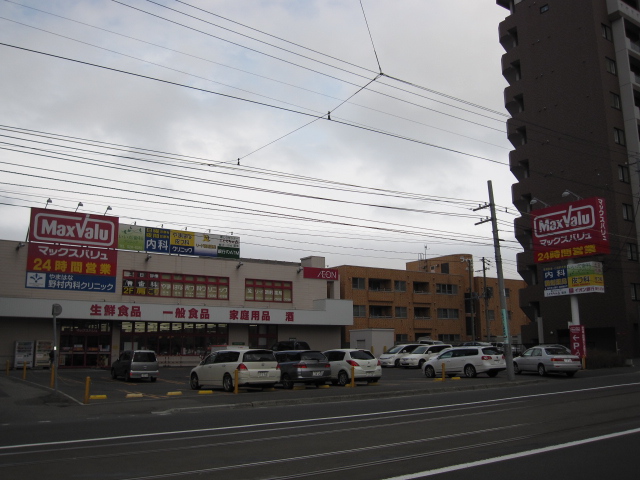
[293,385,306,390]
[167,391,183,396]
[198,390,213,395]
[89,395,107,400]
[83,377,91,404]
[317,384,330,389]
[126,393,144,399]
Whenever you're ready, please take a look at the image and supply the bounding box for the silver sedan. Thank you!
[513,346,582,377]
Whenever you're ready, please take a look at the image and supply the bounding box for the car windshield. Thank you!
[350,350,375,360]
[545,347,570,355]
[133,352,156,362]
[300,351,326,361]
[412,346,429,354]
[243,350,276,362]
[386,346,403,354]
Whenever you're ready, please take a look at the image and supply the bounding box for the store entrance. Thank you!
[59,320,112,368]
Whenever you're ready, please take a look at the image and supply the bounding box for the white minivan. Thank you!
[378,344,422,367]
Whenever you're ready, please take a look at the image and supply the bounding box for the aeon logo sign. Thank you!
[534,204,595,238]
[29,208,118,248]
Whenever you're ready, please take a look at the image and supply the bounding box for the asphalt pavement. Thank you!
[1,359,638,424]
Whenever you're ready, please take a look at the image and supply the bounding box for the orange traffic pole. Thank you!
[22,362,27,379]
[441,363,446,381]
[83,377,91,404]
[234,369,239,394]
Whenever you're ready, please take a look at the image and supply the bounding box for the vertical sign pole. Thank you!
[52,304,62,394]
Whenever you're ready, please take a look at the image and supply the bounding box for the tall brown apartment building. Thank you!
[337,255,528,346]
[497,0,640,358]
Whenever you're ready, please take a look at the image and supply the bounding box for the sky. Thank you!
[0,0,521,278]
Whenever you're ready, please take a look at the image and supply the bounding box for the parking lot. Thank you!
[6,363,545,407]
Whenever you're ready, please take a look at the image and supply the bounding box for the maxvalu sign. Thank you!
[532,197,609,263]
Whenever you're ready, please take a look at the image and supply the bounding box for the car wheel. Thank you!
[394,359,400,368]
[487,370,498,378]
[566,371,576,378]
[124,371,131,382]
[463,364,477,378]
[418,359,426,369]
[150,377,157,383]
[190,373,200,390]
[282,374,294,390]
[315,381,325,388]
[537,364,547,376]
[424,365,435,378]
[110,368,117,380]
[223,373,234,392]
[337,370,349,386]
[513,362,521,375]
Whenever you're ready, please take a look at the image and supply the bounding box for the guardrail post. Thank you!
[350,365,356,388]
[441,363,446,381]
[83,376,91,404]
[234,369,239,394]
[22,362,27,380]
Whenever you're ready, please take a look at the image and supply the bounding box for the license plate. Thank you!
[312,371,323,376]
[564,359,572,362]
[141,373,148,378]
[365,372,373,376]
[258,371,268,377]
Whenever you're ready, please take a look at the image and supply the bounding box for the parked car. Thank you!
[417,337,444,345]
[459,341,493,347]
[189,348,280,392]
[513,346,582,377]
[379,344,422,367]
[323,349,382,385]
[423,346,506,378]
[270,340,311,351]
[274,350,332,388]
[399,344,452,369]
[111,349,159,382]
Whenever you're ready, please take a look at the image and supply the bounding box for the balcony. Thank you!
[607,0,640,24]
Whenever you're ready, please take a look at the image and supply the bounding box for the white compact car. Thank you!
[423,346,506,378]
[399,344,452,369]
[378,344,422,367]
[323,349,381,385]
[190,348,280,392]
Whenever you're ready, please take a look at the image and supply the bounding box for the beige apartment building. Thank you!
[337,254,528,346]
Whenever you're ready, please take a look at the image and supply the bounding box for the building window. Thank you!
[505,288,511,298]
[484,286,494,299]
[619,165,630,183]
[369,278,392,291]
[370,306,392,318]
[353,305,366,317]
[614,128,626,145]
[122,271,229,300]
[610,92,621,109]
[540,4,549,13]
[413,281,429,294]
[606,57,617,75]
[245,279,292,303]
[396,334,408,343]
[436,283,458,295]
[414,307,430,319]
[628,244,639,261]
[394,280,407,292]
[437,308,459,319]
[623,203,635,221]
[395,306,407,318]
[602,24,613,41]
[439,334,460,343]
[352,277,365,289]
[488,310,496,322]
[632,283,640,300]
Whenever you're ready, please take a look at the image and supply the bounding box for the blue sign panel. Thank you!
[543,265,569,297]
[145,227,171,253]
[25,272,116,292]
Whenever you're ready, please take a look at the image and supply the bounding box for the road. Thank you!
[0,368,639,479]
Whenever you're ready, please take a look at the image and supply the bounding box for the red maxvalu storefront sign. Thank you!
[302,267,339,280]
[29,208,119,248]
[532,197,609,263]
[27,242,118,276]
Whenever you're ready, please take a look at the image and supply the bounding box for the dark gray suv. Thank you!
[274,350,331,389]
[111,350,159,382]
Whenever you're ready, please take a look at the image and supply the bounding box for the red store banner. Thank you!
[532,197,609,263]
[29,207,119,248]
[27,242,118,276]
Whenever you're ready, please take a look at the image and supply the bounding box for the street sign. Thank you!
[569,325,586,358]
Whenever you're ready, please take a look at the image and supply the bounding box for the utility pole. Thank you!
[481,257,491,342]
[474,181,515,381]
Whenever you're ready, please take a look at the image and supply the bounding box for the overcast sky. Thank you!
[0,0,520,278]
